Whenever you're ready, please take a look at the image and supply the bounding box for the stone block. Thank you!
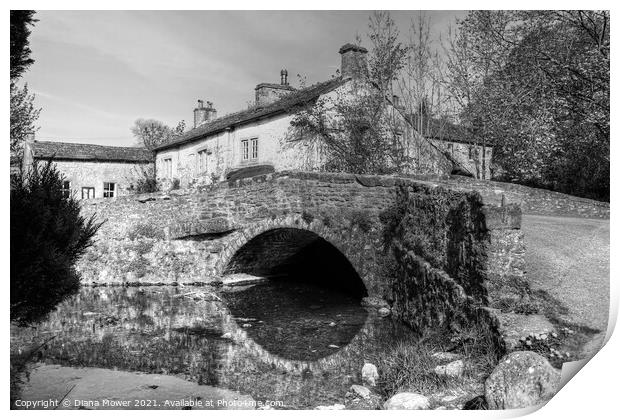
[483,204,522,230]
[361,363,379,387]
[485,351,561,409]
[495,313,555,351]
[383,393,430,410]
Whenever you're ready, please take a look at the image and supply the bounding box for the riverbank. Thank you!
[13,363,256,410]
[10,283,501,410]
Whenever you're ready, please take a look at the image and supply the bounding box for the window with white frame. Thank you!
[197,149,208,173]
[188,153,195,173]
[241,138,258,161]
[81,187,95,199]
[103,182,116,198]
[163,158,172,178]
[61,181,71,198]
[251,138,258,159]
[241,139,249,161]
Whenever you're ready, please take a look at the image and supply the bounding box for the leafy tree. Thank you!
[289,12,410,175]
[367,11,409,96]
[449,10,610,200]
[10,82,40,154]
[290,82,407,174]
[439,11,516,179]
[10,10,37,80]
[131,118,186,150]
[10,11,40,159]
[11,162,102,325]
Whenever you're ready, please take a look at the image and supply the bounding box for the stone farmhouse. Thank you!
[21,140,154,199]
[19,43,491,200]
[409,115,493,179]
[154,43,492,188]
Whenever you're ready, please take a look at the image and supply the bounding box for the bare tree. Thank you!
[438,12,515,179]
[131,118,185,150]
[395,12,451,169]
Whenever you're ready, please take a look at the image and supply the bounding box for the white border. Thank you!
[3,3,617,420]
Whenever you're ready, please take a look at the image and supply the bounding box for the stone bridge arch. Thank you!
[78,170,527,340]
[214,214,376,297]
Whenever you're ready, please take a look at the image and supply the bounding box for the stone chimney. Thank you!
[193,99,217,128]
[280,69,288,85]
[255,69,295,107]
[339,43,368,80]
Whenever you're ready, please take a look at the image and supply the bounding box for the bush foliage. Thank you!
[127,222,165,241]
[11,162,102,325]
[129,165,158,194]
[380,184,488,300]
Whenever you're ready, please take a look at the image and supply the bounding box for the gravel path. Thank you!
[521,215,610,352]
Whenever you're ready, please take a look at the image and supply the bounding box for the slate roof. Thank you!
[29,141,154,163]
[404,113,495,146]
[402,113,468,143]
[155,77,346,151]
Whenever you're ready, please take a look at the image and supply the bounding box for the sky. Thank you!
[22,10,466,147]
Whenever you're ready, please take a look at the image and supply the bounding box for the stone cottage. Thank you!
[407,115,493,180]
[153,43,491,187]
[22,140,154,199]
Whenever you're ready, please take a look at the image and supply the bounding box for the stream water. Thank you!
[11,280,417,409]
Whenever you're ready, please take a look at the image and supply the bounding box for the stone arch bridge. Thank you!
[79,171,525,333]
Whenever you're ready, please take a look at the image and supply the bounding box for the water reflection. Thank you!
[222,281,368,360]
[11,283,414,409]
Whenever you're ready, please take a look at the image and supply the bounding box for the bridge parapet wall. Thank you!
[424,176,609,219]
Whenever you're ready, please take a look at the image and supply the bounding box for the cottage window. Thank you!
[61,181,71,198]
[81,187,95,199]
[241,139,249,161]
[468,146,474,160]
[198,150,208,173]
[103,182,116,198]
[163,158,173,178]
[189,153,195,172]
[251,138,258,159]
[241,138,258,161]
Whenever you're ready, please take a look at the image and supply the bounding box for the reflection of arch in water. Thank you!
[220,281,368,361]
[216,306,386,375]
[217,218,369,299]
[215,217,370,361]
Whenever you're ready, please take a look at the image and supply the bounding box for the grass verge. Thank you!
[369,319,502,404]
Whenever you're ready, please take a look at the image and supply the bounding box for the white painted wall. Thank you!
[155,112,327,188]
[155,79,466,187]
